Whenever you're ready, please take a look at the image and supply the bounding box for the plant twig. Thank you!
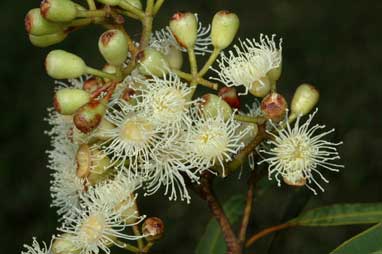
[153,0,165,15]
[198,48,220,77]
[196,173,242,254]
[238,171,256,244]
[245,222,291,248]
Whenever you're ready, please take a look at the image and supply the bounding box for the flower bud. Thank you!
[54,88,90,115]
[25,8,63,36]
[163,45,183,70]
[51,234,79,254]
[283,174,306,187]
[218,87,240,109]
[73,100,107,133]
[137,48,169,76]
[261,92,287,122]
[142,217,164,242]
[169,12,197,49]
[249,76,271,97]
[291,83,319,117]
[211,10,239,50]
[29,31,68,47]
[45,50,87,79]
[40,0,77,22]
[82,78,101,93]
[98,29,129,66]
[200,93,233,120]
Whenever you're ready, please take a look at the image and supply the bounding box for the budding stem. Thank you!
[86,0,96,10]
[198,47,221,77]
[114,240,140,253]
[171,69,218,90]
[77,10,107,18]
[234,115,266,124]
[119,1,145,19]
[245,222,292,248]
[153,0,165,15]
[85,67,120,80]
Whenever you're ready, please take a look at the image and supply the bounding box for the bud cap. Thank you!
[98,29,129,66]
[137,48,169,76]
[40,0,77,22]
[291,83,319,117]
[54,88,90,115]
[169,12,198,49]
[46,50,87,79]
[211,11,240,49]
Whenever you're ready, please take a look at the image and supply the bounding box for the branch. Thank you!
[238,171,256,244]
[196,173,242,254]
[245,222,291,248]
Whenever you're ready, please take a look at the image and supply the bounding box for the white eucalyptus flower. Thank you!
[259,109,344,194]
[132,71,196,127]
[186,110,250,176]
[142,133,199,203]
[58,191,144,254]
[22,238,51,254]
[211,34,282,95]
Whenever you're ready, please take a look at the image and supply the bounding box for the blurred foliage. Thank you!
[1,0,381,253]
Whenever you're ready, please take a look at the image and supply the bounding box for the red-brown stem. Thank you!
[238,172,256,244]
[90,83,111,99]
[245,223,292,248]
[198,174,242,254]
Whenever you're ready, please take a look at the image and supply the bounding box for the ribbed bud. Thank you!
[291,83,319,117]
[29,31,68,47]
[98,29,129,66]
[73,100,107,133]
[137,48,169,76]
[249,76,271,97]
[211,10,239,50]
[218,86,240,109]
[142,217,164,242]
[200,93,233,120]
[169,12,197,49]
[51,234,79,254]
[25,8,63,36]
[82,78,101,93]
[163,45,183,70]
[261,92,287,122]
[40,0,77,22]
[45,50,87,79]
[54,88,90,115]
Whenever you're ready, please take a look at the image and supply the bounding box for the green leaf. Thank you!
[289,203,382,226]
[195,195,245,254]
[330,223,382,254]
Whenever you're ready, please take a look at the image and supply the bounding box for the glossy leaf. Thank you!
[331,223,382,254]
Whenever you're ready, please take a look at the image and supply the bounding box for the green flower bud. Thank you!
[261,92,287,122]
[201,93,233,120]
[142,217,164,242]
[211,10,239,50]
[291,83,319,117]
[29,31,68,47]
[249,76,271,97]
[163,45,183,70]
[40,0,77,22]
[169,12,197,49]
[52,234,80,254]
[46,50,87,79]
[54,88,91,115]
[25,8,63,36]
[98,29,129,66]
[73,100,107,133]
[137,48,169,76]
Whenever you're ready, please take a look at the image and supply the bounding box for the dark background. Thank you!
[1,0,381,253]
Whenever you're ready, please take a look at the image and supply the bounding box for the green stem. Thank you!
[118,9,140,20]
[172,69,218,90]
[68,18,93,27]
[138,0,154,49]
[198,47,221,77]
[77,9,107,18]
[86,67,120,80]
[188,48,198,77]
[234,115,265,124]
[153,0,165,15]
[86,0,96,10]
[133,224,144,250]
[142,242,154,252]
[119,1,145,19]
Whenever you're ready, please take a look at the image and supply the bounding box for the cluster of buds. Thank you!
[21,1,343,254]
